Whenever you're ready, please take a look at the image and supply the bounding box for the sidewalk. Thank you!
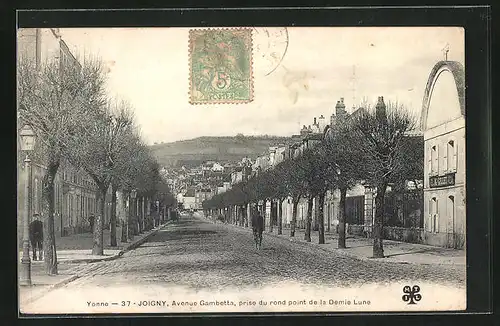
[19,220,173,307]
[19,223,168,263]
[223,222,465,267]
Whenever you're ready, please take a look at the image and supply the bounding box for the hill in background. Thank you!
[149,135,295,168]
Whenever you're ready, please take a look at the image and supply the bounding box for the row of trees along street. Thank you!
[17,54,176,275]
[203,100,423,258]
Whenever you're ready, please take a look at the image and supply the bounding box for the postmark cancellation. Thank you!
[189,28,253,104]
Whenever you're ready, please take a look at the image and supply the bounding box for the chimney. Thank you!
[300,125,308,136]
[335,97,347,117]
[313,117,317,125]
[318,115,326,132]
[376,96,387,121]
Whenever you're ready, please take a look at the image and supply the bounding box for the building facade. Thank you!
[420,60,465,249]
[195,188,213,210]
[17,28,105,244]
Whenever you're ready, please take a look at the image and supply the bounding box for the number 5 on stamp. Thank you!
[189,28,254,104]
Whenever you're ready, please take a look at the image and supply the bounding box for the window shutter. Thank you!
[436,145,440,175]
[443,142,448,172]
[453,141,458,172]
[435,198,439,233]
[428,198,433,232]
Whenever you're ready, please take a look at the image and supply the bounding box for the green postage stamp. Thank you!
[189,28,253,104]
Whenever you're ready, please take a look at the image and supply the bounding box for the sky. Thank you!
[59,27,464,145]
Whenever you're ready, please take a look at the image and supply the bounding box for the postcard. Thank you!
[17,26,466,314]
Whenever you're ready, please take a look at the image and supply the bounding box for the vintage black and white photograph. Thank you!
[17,26,466,314]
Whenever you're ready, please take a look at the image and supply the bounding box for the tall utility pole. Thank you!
[349,65,357,113]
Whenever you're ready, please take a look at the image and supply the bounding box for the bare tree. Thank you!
[17,54,104,275]
[106,118,152,246]
[323,113,366,249]
[308,143,340,245]
[281,158,306,238]
[68,99,134,255]
[352,98,418,258]
[292,149,326,243]
[272,161,293,235]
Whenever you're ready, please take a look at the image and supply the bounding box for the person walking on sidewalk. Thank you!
[251,209,264,250]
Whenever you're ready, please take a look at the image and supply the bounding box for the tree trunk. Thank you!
[133,198,139,236]
[243,203,248,227]
[261,199,266,230]
[121,193,128,242]
[137,197,142,233]
[269,201,274,233]
[338,187,347,249]
[313,196,319,231]
[304,196,313,242]
[92,185,106,256]
[42,157,59,275]
[327,198,331,233]
[121,217,127,243]
[291,197,299,237]
[127,194,134,241]
[318,192,326,244]
[110,183,118,247]
[372,182,387,258]
[278,198,283,235]
[142,197,146,230]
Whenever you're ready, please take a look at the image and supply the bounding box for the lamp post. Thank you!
[19,124,36,286]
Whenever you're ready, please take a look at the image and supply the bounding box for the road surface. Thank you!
[22,212,466,313]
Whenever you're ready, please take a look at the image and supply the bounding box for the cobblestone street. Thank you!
[23,214,466,313]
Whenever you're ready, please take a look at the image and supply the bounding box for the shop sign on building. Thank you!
[429,172,456,188]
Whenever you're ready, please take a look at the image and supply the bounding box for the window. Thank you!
[76,195,80,224]
[430,145,438,174]
[55,185,59,214]
[67,194,72,227]
[80,195,84,219]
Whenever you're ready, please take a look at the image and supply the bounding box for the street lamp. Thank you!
[19,124,36,286]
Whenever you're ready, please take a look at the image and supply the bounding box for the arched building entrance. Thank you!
[421,60,465,249]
